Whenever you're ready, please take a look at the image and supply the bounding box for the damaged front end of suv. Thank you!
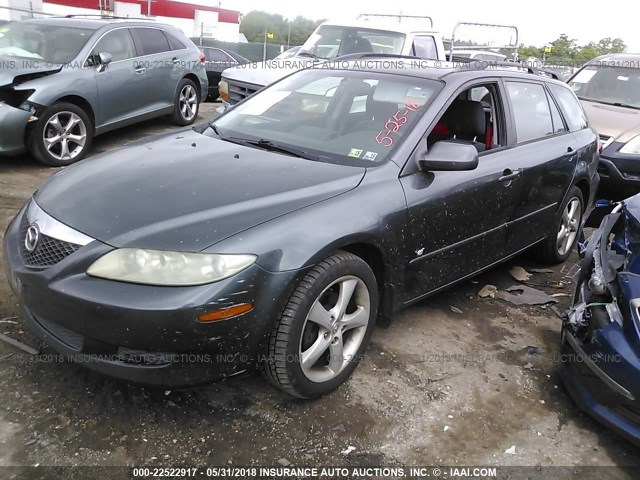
[562,194,640,445]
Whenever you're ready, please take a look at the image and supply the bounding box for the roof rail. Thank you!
[63,14,155,20]
[356,13,434,29]
[455,60,560,80]
[335,52,422,62]
[447,22,519,61]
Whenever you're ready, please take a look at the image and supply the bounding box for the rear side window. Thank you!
[506,82,554,143]
[412,36,438,59]
[164,31,186,51]
[92,28,136,62]
[548,84,588,132]
[132,28,170,55]
[547,91,567,134]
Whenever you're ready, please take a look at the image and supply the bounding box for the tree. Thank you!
[240,11,323,46]
[519,35,627,65]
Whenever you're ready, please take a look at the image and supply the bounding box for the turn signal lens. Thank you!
[198,303,254,322]
[219,79,229,102]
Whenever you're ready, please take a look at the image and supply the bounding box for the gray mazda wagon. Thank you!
[0,16,208,166]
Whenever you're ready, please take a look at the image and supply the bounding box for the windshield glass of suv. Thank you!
[569,66,640,109]
[0,22,93,63]
[298,25,406,59]
[207,69,440,165]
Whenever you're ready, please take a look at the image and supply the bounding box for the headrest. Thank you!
[447,100,486,138]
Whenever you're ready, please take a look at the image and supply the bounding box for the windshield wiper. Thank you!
[578,97,640,110]
[228,137,322,161]
[296,51,324,60]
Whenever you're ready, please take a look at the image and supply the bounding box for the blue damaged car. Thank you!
[563,193,640,445]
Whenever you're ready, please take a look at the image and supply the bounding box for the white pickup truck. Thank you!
[219,17,519,108]
[219,15,447,107]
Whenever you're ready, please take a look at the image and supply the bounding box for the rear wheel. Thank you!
[171,78,200,126]
[263,251,378,398]
[536,186,584,264]
[28,102,93,167]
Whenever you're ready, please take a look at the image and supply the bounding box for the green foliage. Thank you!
[240,11,324,46]
[518,34,627,65]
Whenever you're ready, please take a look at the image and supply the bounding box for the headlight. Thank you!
[219,79,229,102]
[86,249,257,286]
[620,135,640,155]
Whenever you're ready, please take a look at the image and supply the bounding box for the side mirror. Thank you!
[418,140,479,172]
[96,52,112,72]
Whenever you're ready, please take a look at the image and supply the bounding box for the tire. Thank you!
[28,102,93,167]
[536,186,584,264]
[263,251,379,399]
[171,78,200,126]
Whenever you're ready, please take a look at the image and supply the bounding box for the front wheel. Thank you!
[170,78,200,126]
[536,186,584,264]
[28,102,93,167]
[263,251,379,399]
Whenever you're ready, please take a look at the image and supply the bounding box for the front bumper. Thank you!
[3,206,301,387]
[561,323,640,446]
[0,104,31,155]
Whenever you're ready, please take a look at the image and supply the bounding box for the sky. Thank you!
[219,0,640,52]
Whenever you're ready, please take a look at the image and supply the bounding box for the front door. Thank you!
[91,28,147,127]
[401,81,524,301]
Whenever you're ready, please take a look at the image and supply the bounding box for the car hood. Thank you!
[34,130,365,251]
[581,100,640,143]
[0,55,62,87]
[222,58,318,87]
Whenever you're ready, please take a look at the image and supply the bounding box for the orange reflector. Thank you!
[198,303,253,323]
[219,91,229,102]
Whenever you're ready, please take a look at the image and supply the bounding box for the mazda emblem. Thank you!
[24,224,40,253]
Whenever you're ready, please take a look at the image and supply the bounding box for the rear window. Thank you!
[549,84,588,132]
[132,28,170,56]
[412,36,438,59]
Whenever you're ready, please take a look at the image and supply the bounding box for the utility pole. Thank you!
[263,26,267,63]
[147,0,151,18]
[287,21,291,49]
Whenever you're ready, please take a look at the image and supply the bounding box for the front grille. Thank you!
[20,215,81,268]
[227,79,261,104]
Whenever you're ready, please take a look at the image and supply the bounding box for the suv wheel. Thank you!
[171,78,200,126]
[28,102,93,167]
[536,186,584,264]
[263,251,378,398]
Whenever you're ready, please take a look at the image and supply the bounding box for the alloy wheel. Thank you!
[179,84,198,121]
[299,275,371,383]
[43,112,87,162]
[557,197,581,256]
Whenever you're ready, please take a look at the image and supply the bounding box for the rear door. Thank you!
[91,27,147,126]
[502,80,578,252]
[130,27,175,111]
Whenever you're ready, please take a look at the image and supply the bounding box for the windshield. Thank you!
[0,22,94,63]
[206,69,441,166]
[298,25,406,59]
[569,66,640,109]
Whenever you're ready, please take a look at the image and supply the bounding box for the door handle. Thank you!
[499,169,522,183]
[171,57,180,65]
[564,148,577,158]
[134,66,146,74]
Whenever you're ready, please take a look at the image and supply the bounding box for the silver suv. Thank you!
[0,16,208,166]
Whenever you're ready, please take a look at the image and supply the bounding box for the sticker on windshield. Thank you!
[375,99,422,148]
[348,148,363,158]
[363,151,378,161]
[617,76,630,81]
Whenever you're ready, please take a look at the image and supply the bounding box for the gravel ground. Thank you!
[0,102,639,479]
